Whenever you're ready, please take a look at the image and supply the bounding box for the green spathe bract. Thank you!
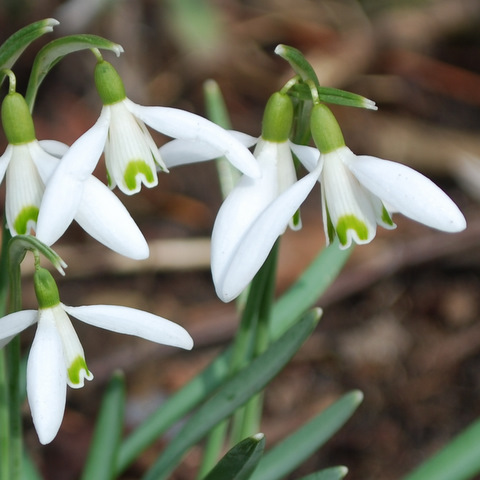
[336,214,369,246]
[95,60,126,105]
[310,103,345,154]
[261,92,293,142]
[13,206,39,236]
[1,92,36,144]
[123,160,156,191]
[33,267,60,309]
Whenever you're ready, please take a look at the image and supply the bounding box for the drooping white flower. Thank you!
[36,60,260,248]
[211,102,466,302]
[0,267,193,444]
[0,92,149,259]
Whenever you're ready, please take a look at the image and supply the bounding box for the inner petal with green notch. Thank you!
[14,205,39,235]
[335,214,369,247]
[123,159,157,192]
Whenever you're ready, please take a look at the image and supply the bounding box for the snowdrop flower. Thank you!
[211,101,466,302]
[0,267,193,444]
[0,91,149,259]
[36,60,260,248]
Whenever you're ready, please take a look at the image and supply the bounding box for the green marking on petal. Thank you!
[124,160,156,191]
[336,214,369,246]
[381,205,394,226]
[67,356,91,386]
[14,205,39,234]
[324,203,336,244]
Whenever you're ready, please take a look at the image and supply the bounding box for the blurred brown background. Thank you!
[2,0,480,479]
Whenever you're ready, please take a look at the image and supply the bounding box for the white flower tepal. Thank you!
[0,268,193,444]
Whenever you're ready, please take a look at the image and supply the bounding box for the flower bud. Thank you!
[1,92,36,145]
[94,60,126,105]
[310,103,345,154]
[261,92,293,142]
[34,267,60,309]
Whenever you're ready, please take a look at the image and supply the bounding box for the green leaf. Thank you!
[402,415,480,480]
[203,79,241,198]
[25,34,123,110]
[142,309,321,480]
[249,391,363,480]
[81,371,126,480]
[0,18,58,86]
[116,242,348,476]
[275,44,320,87]
[203,433,265,480]
[270,239,352,339]
[298,466,349,480]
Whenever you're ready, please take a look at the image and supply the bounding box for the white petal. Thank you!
[214,164,321,302]
[159,131,258,169]
[289,142,320,172]
[346,154,467,232]
[5,144,45,235]
[0,310,38,348]
[125,100,260,178]
[28,141,60,183]
[74,176,149,259]
[38,140,69,159]
[0,144,13,184]
[211,140,280,289]
[27,311,67,444]
[63,304,193,350]
[50,305,93,389]
[321,148,377,248]
[36,111,110,246]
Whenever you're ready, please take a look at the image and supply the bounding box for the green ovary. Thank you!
[67,356,91,386]
[336,214,369,246]
[14,206,39,234]
[123,160,155,191]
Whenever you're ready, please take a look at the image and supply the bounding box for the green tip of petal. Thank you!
[381,205,395,227]
[67,356,93,388]
[13,205,39,235]
[336,214,369,247]
[123,159,157,192]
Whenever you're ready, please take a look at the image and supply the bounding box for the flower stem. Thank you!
[0,349,11,480]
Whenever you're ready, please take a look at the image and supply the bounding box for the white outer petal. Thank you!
[346,154,467,232]
[289,142,320,172]
[29,141,60,183]
[0,144,13,184]
[74,176,149,260]
[125,100,260,178]
[0,310,38,348]
[214,163,321,302]
[38,140,69,159]
[211,140,279,292]
[27,311,67,444]
[160,131,258,168]
[36,110,110,246]
[62,304,193,350]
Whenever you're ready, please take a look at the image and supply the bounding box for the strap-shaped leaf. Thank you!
[143,309,320,480]
[249,391,363,480]
[298,466,349,480]
[0,18,58,86]
[25,34,123,110]
[81,371,126,480]
[202,433,265,480]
